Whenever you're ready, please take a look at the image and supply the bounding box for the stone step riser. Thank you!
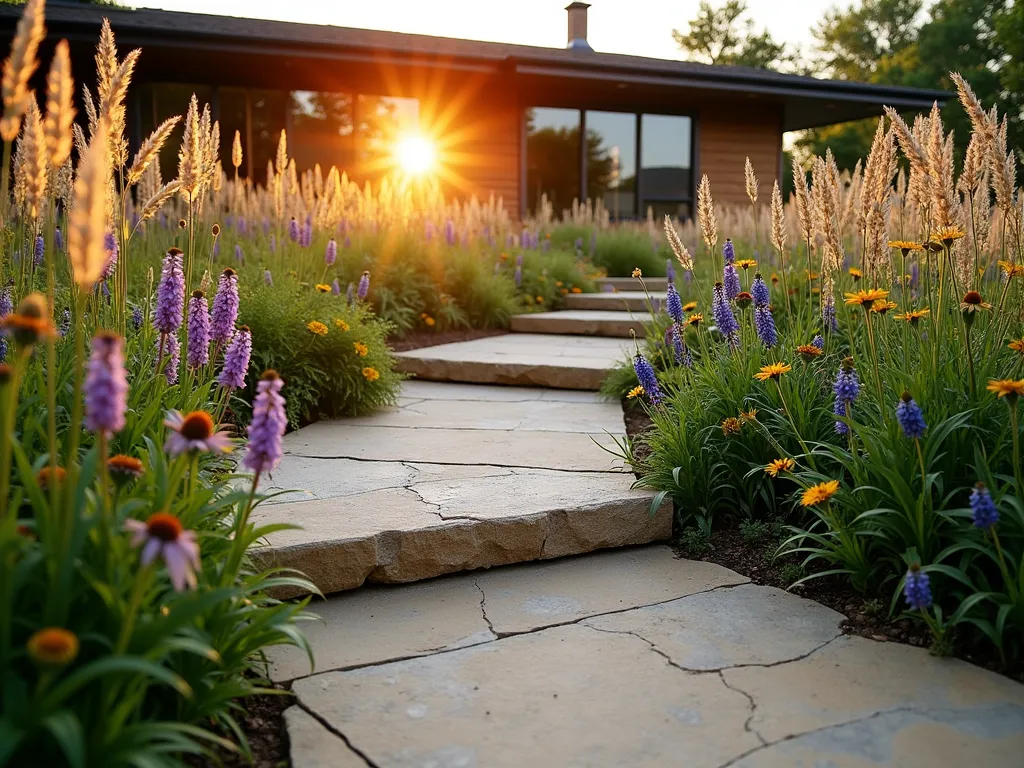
[598,277,667,291]
[565,293,665,313]
[510,314,648,338]
[395,356,607,390]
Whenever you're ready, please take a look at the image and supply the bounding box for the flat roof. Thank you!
[1,3,949,131]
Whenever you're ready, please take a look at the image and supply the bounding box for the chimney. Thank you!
[566,2,592,51]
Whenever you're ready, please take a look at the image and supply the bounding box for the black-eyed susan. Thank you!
[754,362,792,381]
[999,260,1024,279]
[735,259,757,270]
[987,379,1024,400]
[801,479,840,507]
[871,299,898,315]
[27,627,79,668]
[894,308,930,326]
[306,320,328,336]
[626,385,644,399]
[682,301,697,312]
[1009,338,1024,354]
[848,267,863,280]
[888,240,924,255]
[796,344,823,362]
[960,291,993,316]
[932,225,966,246]
[315,283,331,293]
[631,268,643,278]
[686,313,703,328]
[721,417,742,436]
[734,291,753,310]
[844,288,889,307]
[764,457,796,477]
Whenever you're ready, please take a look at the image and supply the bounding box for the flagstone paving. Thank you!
[564,289,664,312]
[254,381,669,595]
[509,309,648,338]
[276,545,1024,768]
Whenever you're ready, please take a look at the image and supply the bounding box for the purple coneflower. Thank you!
[288,217,299,242]
[723,264,741,300]
[325,238,337,266]
[164,410,233,456]
[244,370,287,474]
[666,282,684,324]
[751,273,770,306]
[218,326,252,390]
[186,290,210,368]
[210,268,239,346]
[711,282,739,339]
[895,391,927,439]
[632,353,664,405]
[970,483,998,528]
[84,331,128,436]
[754,304,777,348]
[903,564,932,611]
[124,513,200,592]
[155,333,180,385]
[332,278,341,295]
[723,238,735,265]
[154,249,185,335]
[33,235,44,267]
[357,271,370,300]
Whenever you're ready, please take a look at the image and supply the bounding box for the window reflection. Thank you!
[526,107,580,215]
[250,90,288,183]
[640,114,692,216]
[219,87,247,178]
[586,111,636,220]
[138,83,213,182]
[289,91,357,175]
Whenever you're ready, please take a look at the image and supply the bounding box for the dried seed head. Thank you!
[0,0,46,142]
[20,97,47,220]
[69,120,111,288]
[44,40,74,169]
[231,129,242,169]
[275,129,288,176]
[127,116,180,186]
[663,215,692,271]
[770,180,786,254]
[744,157,758,204]
[696,174,717,250]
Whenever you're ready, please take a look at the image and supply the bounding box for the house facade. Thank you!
[1,2,945,221]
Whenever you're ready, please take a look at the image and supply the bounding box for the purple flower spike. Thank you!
[100,231,118,282]
[302,219,313,248]
[812,334,824,350]
[723,239,735,265]
[723,264,741,300]
[244,370,288,474]
[754,304,777,348]
[234,244,244,263]
[970,483,999,528]
[84,330,128,436]
[822,293,838,332]
[346,282,355,304]
[514,266,522,287]
[895,392,927,439]
[156,333,180,385]
[633,353,664,405]
[666,283,684,324]
[711,282,739,339]
[666,258,676,285]
[833,397,850,435]
[357,271,370,300]
[288,217,299,242]
[344,235,351,249]
[751,273,770,306]
[325,238,337,266]
[218,325,252,390]
[186,290,211,369]
[33,235,44,267]
[269,234,276,253]
[131,305,143,331]
[154,248,185,335]
[332,278,341,296]
[211,268,239,346]
[903,565,932,611]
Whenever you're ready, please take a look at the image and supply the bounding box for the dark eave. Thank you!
[0,3,948,131]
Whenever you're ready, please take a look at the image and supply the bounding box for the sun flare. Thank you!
[394,134,436,176]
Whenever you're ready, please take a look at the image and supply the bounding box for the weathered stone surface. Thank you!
[269,576,493,681]
[725,634,1024,746]
[294,625,760,768]
[587,583,843,670]
[475,546,747,635]
[565,290,665,312]
[598,276,666,291]
[400,379,606,403]
[284,707,366,768]
[395,333,633,390]
[510,309,649,338]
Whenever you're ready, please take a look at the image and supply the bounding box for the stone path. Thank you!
[273,545,1024,767]
[255,381,669,595]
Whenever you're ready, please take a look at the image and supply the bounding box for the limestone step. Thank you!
[598,276,667,291]
[394,333,633,390]
[510,310,649,338]
[253,381,671,596]
[565,290,665,313]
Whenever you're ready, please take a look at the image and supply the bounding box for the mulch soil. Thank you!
[621,398,1024,684]
[387,327,507,352]
[189,685,292,768]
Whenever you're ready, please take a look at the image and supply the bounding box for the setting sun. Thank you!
[394,134,436,176]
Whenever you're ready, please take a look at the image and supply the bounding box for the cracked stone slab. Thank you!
[254,469,670,595]
[586,583,844,670]
[509,309,650,338]
[268,576,494,682]
[293,624,760,768]
[284,706,367,768]
[474,545,748,635]
[724,634,1024,749]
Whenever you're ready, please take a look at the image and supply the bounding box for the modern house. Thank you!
[1,1,945,221]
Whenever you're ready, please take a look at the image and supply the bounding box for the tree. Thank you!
[672,0,788,69]
[811,0,923,81]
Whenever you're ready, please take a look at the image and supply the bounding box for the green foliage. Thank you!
[672,0,790,69]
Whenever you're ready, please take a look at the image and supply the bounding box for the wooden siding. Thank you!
[698,104,783,208]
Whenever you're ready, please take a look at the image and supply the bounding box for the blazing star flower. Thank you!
[26,627,79,668]
[155,334,180,384]
[84,331,128,436]
[269,234,276,253]
[723,238,735,265]
[833,358,860,403]
[723,264,741,300]
[33,234,44,267]
[185,291,211,369]
[288,217,299,242]
[514,266,522,287]
[665,283,684,323]
[970,483,998,528]
[895,391,927,439]
[903,564,932,611]
[234,243,244,263]
[164,410,233,456]
[131,305,143,331]
[668,323,686,364]
[332,278,341,296]
[218,326,252,390]
[801,479,839,507]
[124,513,201,592]
[243,370,287,474]
[632,353,663,405]
[751,273,770,306]
[154,249,185,335]
[822,292,838,332]
[357,271,371,300]
[754,305,777,348]
[711,282,739,339]
[764,457,796,477]
[833,397,851,435]
[210,269,239,346]
[346,282,355,304]
[325,238,337,266]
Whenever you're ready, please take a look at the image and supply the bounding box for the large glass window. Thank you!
[138,83,213,182]
[218,87,247,179]
[640,114,693,219]
[249,90,288,184]
[586,111,636,220]
[526,107,581,215]
[289,91,357,175]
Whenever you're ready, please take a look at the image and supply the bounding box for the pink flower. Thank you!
[164,410,234,456]
[124,513,200,591]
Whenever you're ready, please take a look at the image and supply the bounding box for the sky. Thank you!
[138,0,841,61]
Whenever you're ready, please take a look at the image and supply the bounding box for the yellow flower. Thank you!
[848,267,863,280]
[686,313,703,327]
[754,362,792,381]
[999,260,1024,278]
[682,301,697,312]
[306,320,328,336]
[721,417,742,436]
[932,225,966,245]
[801,480,840,507]
[353,341,368,356]
[555,280,564,287]
[871,299,897,315]
[27,627,79,668]
[960,291,992,314]
[888,240,924,252]
[894,308,930,325]
[796,344,823,361]
[627,385,644,399]
[844,288,889,307]
[806,270,819,280]
[987,379,1024,399]
[735,259,757,270]
[739,408,758,422]
[631,268,642,278]
[1008,338,1024,354]
[764,457,796,477]
[334,318,350,332]
[423,315,436,327]
[315,283,331,293]
[536,295,544,303]
[770,273,779,284]
[362,367,380,382]
[571,286,582,293]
